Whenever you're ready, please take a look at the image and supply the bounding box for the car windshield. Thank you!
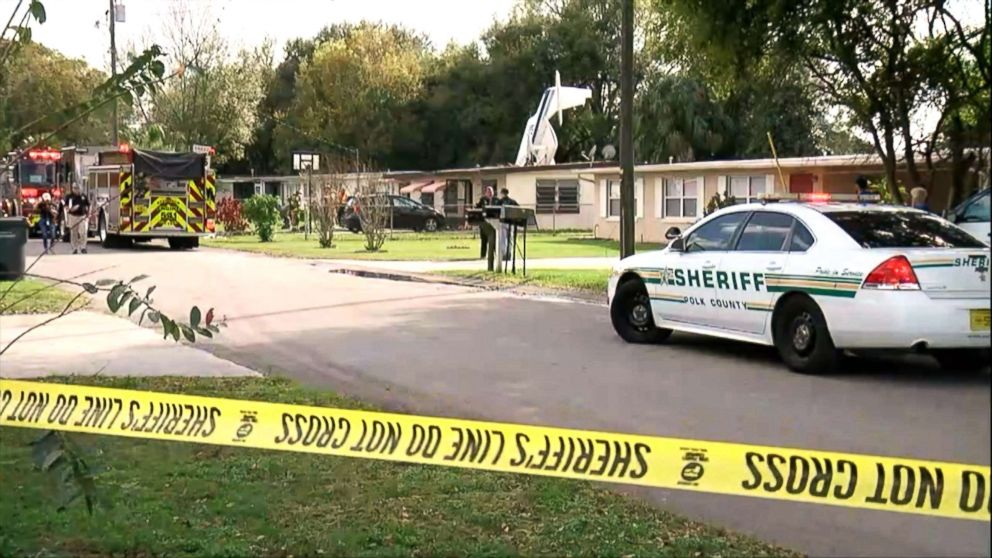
[825,210,986,248]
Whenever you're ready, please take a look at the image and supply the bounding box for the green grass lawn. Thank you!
[0,376,794,558]
[204,230,663,261]
[0,278,82,314]
[441,269,611,292]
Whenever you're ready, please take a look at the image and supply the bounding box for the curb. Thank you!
[327,266,606,305]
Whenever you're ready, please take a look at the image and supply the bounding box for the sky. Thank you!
[7,0,517,71]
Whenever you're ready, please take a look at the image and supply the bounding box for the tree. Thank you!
[655,0,990,202]
[240,24,360,175]
[635,74,732,163]
[0,42,117,153]
[133,2,271,165]
[278,23,429,170]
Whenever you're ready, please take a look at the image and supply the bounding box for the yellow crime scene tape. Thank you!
[1,379,989,522]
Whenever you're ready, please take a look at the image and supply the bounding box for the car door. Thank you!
[394,196,422,229]
[653,211,749,327]
[955,189,990,246]
[711,211,796,334]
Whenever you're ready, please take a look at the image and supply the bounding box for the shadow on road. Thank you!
[665,331,989,386]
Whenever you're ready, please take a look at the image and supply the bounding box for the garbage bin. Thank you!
[0,217,28,280]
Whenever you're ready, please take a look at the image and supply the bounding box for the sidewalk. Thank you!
[320,256,618,273]
[0,311,258,379]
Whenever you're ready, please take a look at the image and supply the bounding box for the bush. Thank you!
[216,198,249,234]
[704,192,738,216]
[242,195,282,242]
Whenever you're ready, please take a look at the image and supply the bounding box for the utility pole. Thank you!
[109,0,119,145]
[619,0,635,258]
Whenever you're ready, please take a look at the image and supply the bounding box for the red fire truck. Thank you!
[1,148,69,238]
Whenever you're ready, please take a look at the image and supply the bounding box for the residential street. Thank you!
[14,239,992,557]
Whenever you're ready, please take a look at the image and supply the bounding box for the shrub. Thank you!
[242,195,282,242]
[216,197,249,234]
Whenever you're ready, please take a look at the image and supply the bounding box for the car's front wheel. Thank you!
[610,279,672,344]
[932,349,991,372]
[773,295,839,374]
[423,217,439,233]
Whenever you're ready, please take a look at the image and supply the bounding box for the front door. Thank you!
[711,211,796,334]
[653,211,749,327]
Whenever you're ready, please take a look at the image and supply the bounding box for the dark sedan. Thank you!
[341,195,447,233]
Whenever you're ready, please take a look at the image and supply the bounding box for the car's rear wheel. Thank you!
[932,349,991,372]
[610,279,672,344]
[773,295,839,374]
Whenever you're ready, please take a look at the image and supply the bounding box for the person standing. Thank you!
[36,193,57,253]
[64,185,91,254]
[476,186,496,262]
[910,187,930,212]
[496,188,519,262]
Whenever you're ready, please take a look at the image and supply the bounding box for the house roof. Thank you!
[383,161,615,180]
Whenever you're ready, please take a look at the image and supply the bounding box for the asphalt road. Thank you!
[20,238,992,557]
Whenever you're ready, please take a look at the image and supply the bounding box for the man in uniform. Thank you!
[64,184,91,254]
[476,186,496,265]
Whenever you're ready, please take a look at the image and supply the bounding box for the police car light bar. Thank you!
[757,192,881,203]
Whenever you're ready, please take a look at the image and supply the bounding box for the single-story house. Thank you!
[384,162,612,230]
[588,153,978,242]
[215,152,987,241]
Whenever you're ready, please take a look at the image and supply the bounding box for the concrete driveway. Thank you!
[21,238,992,557]
[0,311,258,378]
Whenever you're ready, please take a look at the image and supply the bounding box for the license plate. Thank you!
[970,309,991,331]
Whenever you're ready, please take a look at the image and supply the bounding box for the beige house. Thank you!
[386,162,611,231]
[215,153,980,240]
[589,154,965,242]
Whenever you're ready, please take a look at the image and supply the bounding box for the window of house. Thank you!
[443,181,459,214]
[607,180,637,218]
[536,179,580,214]
[233,183,254,200]
[728,176,767,204]
[421,192,434,208]
[663,177,700,218]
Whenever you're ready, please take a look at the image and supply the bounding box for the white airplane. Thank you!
[514,71,593,167]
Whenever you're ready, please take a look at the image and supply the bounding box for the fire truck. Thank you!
[1,148,69,238]
[86,145,216,249]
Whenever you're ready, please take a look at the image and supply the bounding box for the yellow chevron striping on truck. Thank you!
[0,379,988,522]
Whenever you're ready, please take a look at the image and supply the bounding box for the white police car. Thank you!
[608,193,992,374]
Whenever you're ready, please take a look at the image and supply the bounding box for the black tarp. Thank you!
[132,149,205,180]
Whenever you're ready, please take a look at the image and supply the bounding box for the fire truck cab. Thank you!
[2,148,68,238]
[87,145,216,249]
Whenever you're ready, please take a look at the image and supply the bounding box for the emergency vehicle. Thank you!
[608,193,991,374]
[86,145,216,249]
[2,148,68,237]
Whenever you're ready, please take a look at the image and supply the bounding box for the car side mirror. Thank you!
[664,226,682,240]
[669,237,684,252]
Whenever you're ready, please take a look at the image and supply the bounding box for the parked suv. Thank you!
[946,187,990,246]
[342,194,447,233]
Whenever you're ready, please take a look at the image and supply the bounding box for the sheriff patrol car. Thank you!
[608,193,992,374]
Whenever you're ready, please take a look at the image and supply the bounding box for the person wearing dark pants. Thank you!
[36,193,56,253]
[476,187,495,261]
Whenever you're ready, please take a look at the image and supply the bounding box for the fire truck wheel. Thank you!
[97,213,108,244]
[168,238,198,250]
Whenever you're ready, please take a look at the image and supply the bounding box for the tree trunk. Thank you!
[882,124,902,203]
[947,113,969,208]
